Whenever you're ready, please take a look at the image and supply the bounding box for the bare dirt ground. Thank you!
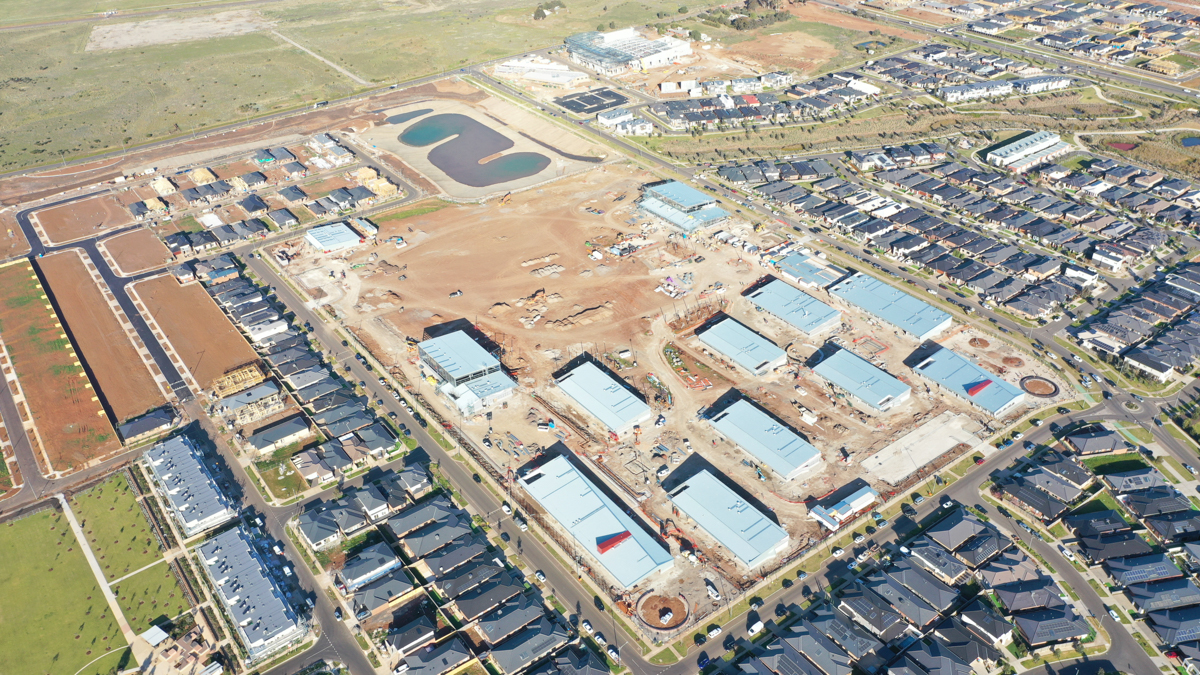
[787,4,925,40]
[726,32,837,74]
[33,194,132,245]
[897,7,959,25]
[100,227,174,275]
[130,275,258,390]
[639,594,686,630]
[0,210,32,261]
[0,261,119,472]
[613,47,760,93]
[86,10,274,51]
[39,251,166,423]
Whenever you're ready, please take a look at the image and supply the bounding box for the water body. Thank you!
[1182,137,1200,148]
[398,113,551,187]
[386,108,433,125]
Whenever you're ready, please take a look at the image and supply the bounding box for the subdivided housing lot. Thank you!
[130,274,259,390]
[33,194,133,245]
[39,251,166,423]
[0,260,119,471]
[0,508,132,675]
[101,227,174,275]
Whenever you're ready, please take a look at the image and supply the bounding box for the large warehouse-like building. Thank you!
[913,347,1026,417]
[746,279,842,336]
[565,28,692,76]
[708,398,822,480]
[520,455,673,589]
[669,470,790,568]
[830,274,953,341]
[555,360,652,435]
[417,330,517,415]
[696,317,787,376]
[638,181,729,231]
[811,348,911,412]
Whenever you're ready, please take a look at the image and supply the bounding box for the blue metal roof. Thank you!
[914,347,1026,416]
[709,399,822,480]
[696,317,785,375]
[520,456,673,589]
[645,181,716,210]
[830,274,953,340]
[669,470,789,568]
[639,197,729,232]
[746,279,841,335]
[777,253,848,288]
[305,223,362,251]
[555,361,651,433]
[419,331,502,382]
[812,349,910,411]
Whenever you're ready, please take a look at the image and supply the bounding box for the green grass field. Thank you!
[71,473,164,581]
[1081,454,1149,476]
[111,563,190,633]
[0,25,360,172]
[2,0,240,27]
[255,458,309,500]
[0,509,131,675]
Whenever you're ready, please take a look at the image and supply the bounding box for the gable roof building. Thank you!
[143,435,238,538]
[884,558,958,612]
[708,398,822,480]
[838,582,909,641]
[490,618,569,675]
[554,361,652,435]
[1106,552,1182,587]
[908,536,972,585]
[520,455,672,589]
[1129,577,1200,613]
[668,469,789,568]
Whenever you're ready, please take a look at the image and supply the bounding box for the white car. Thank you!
[1072,354,1082,362]
[708,627,722,638]
[607,646,620,663]
[832,547,845,558]
[535,570,546,583]
[1059,546,1076,562]
[1047,353,1058,360]
[748,621,764,636]
[501,503,512,515]
[594,633,607,646]
[581,620,593,634]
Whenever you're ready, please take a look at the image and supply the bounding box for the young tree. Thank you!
[678,5,688,13]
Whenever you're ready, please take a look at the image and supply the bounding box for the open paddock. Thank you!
[0,260,119,472]
[129,274,259,391]
[39,250,166,423]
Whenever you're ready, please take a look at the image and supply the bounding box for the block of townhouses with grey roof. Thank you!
[490,617,569,675]
[143,435,239,538]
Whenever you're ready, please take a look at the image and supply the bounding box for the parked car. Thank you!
[607,646,620,663]
[581,620,593,634]
[535,570,546,583]
[831,547,845,558]
[1187,464,1198,476]
[913,494,925,505]
[748,621,764,636]
[594,633,606,646]
[854,533,865,543]
[708,627,722,638]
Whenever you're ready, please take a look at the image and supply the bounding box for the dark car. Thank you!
[901,503,917,517]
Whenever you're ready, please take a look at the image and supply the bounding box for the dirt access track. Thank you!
[0,261,119,472]
[39,251,167,423]
[129,274,259,391]
[33,194,133,246]
[100,227,174,276]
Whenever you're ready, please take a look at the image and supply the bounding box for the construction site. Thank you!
[269,162,1062,613]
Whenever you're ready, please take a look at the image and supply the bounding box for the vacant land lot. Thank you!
[34,195,132,245]
[0,24,360,173]
[87,10,274,51]
[0,508,131,675]
[0,261,118,471]
[274,0,724,83]
[957,90,1133,118]
[130,274,258,390]
[72,473,163,581]
[40,251,165,423]
[0,210,32,260]
[102,227,174,275]
[2,0,239,26]
[111,563,190,632]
